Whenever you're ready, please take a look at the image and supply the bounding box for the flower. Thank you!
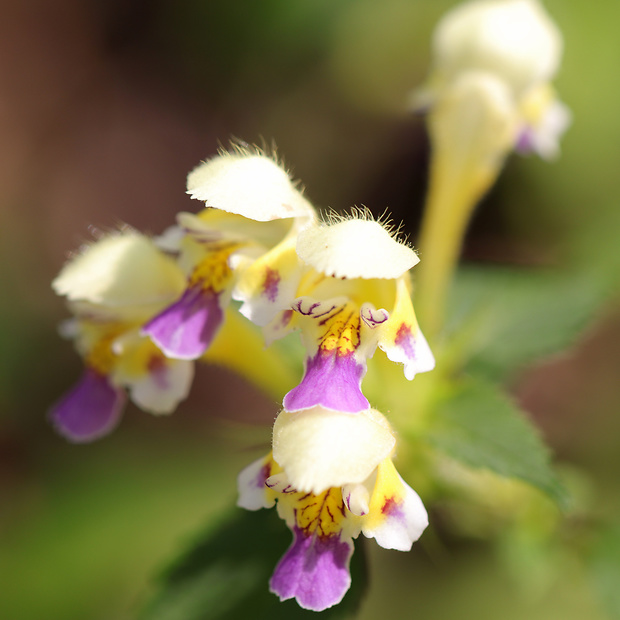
[414,0,570,159]
[237,406,428,611]
[50,231,193,442]
[142,148,316,360]
[238,213,434,414]
[413,0,571,335]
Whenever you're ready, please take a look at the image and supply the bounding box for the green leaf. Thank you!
[424,378,569,508]
[141,507,367,620]
[446,264,618,382]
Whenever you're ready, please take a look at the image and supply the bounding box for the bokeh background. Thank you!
[1,1,619,618]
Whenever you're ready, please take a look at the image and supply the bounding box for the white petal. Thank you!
[342,483,370,516]
[365,475,429,551]
[526,98,571,159]
[296,219,418,280]
[258,309,293,345]
[127,359,194,414]
[237,456,276,510]
[383,327,435,381]
[58,318,79,339]
[272,407,395,494]
[154,224,186,252]
[53,232,185,307]
[433,0,562,97]
[187,152,316,222]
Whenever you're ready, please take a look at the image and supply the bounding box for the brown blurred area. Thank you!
[0,0,215,278]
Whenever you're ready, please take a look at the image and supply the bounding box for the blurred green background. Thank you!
[1,1,619,618]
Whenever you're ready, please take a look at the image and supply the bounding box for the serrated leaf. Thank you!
[446,264,618,382]
[424,378,569,508]
[141,507,367,620]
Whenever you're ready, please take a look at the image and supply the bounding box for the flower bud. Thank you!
[432,0,562,98]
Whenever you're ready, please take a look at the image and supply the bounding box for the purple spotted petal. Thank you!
[142,286,224,360]
[270,527,353,611]
[387,324,434,381]
[394,323,416,360]
[283,350,368,413]
[49,369,125,442]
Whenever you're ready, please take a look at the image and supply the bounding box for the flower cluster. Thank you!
[49,0,572,613]
[50,149,313,441]
[50,146,434,610]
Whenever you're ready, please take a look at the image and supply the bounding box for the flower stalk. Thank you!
[414,0,569,340]
[416,71,516,338]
